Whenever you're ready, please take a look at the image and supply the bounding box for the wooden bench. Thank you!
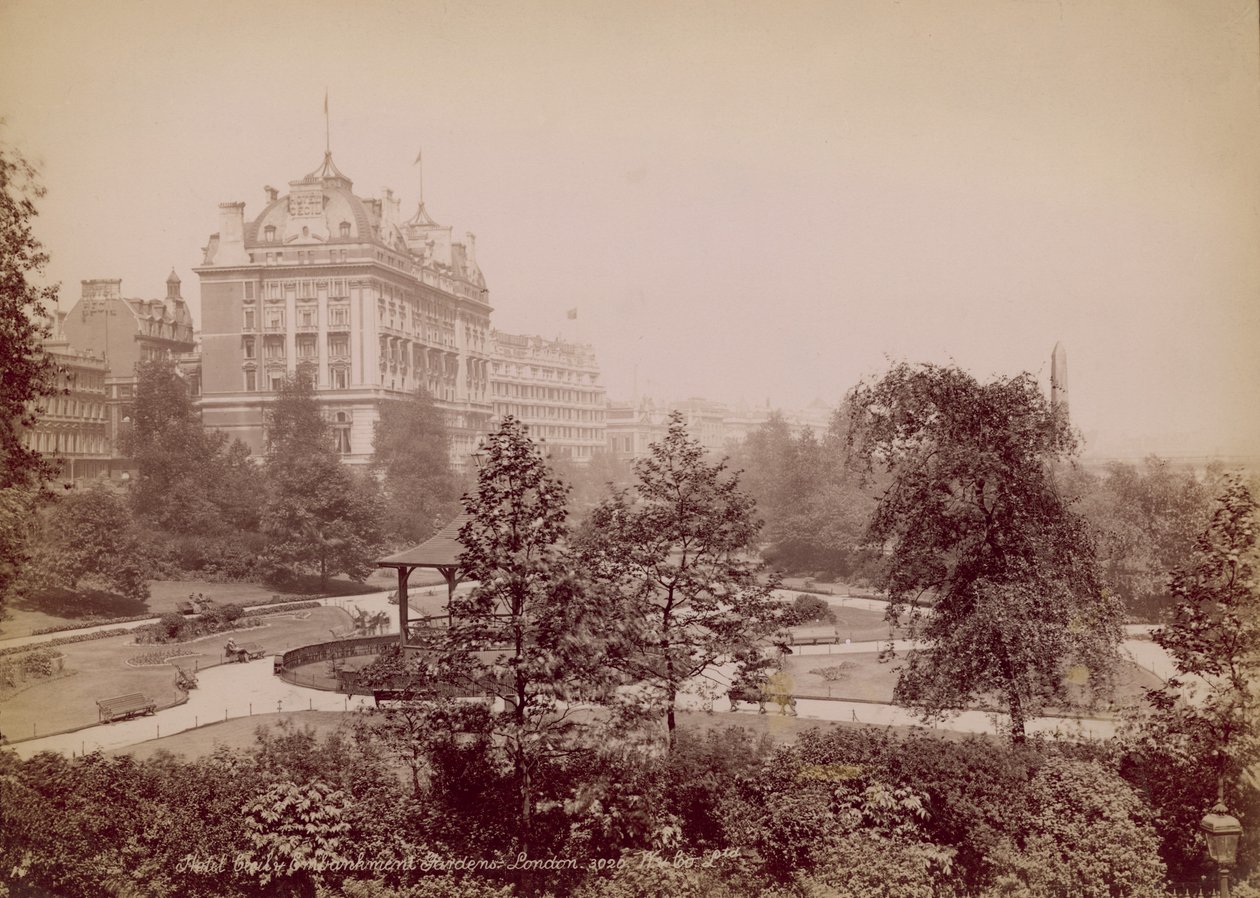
[226,642,266,663]
[97,692,157,724]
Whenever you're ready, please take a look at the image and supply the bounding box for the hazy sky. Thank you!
[1,0,1257,457]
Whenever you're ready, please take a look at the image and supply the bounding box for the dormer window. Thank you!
[339,221,351,239]
[264,225,276,243]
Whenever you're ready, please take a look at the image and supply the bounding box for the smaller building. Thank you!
[60,274,198,477]
[489,330,606,462]
[23,316,111,485]
[605,398,668,460]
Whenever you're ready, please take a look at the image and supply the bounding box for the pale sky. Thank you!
[1,0,1257,457]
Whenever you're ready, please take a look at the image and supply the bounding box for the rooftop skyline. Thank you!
[1,1,1257,458]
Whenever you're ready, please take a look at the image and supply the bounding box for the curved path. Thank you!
[6,587,1176,758]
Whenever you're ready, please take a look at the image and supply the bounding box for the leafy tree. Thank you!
[1068,457,1213,621]
[846,363,1121,743]
[124,359,263,534]
[450,414,628,875]
[1148,475,1260,799]
[260,364,385,590]
[581,410,784,749]
[0,141,60,492]
[0,142,64,609]
[371,388,460,545]
[24,483,150,600]
[732,408,878,579]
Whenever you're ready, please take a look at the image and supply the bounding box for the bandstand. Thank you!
[375,513,471,651]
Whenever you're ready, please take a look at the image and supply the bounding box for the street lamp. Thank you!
[1201,800,1243,898]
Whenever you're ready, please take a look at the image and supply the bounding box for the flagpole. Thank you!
[324,90,330,154]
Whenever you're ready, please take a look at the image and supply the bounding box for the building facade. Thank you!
[60,274,198,475]
[23,318,111,485]
[489,331,606,462]
[194,152,492,466]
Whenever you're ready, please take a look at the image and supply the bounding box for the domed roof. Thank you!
[243,153,379,248]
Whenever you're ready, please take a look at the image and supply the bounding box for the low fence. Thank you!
[273,635,397,691]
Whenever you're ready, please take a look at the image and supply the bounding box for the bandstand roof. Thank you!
[376,512,471,571]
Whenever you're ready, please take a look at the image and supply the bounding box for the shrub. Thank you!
[20,649,62,678]
[789,593,836,625]
[809,662,857,682]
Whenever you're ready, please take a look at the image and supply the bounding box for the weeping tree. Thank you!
[847,362,1121,743]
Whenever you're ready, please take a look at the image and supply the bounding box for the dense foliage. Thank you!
[0,721,1201,898]
[846,363,1122,742]
[0,142,62,608]
[728,409,879,580]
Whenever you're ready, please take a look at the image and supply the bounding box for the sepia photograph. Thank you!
[0,1,1257,895]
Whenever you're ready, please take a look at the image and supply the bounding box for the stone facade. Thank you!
[193,152,492,466]
[489,331,605,462]
[23,319,111,484]
[60,273,197,476]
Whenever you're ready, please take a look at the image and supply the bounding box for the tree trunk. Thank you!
[1007,682,1027,744]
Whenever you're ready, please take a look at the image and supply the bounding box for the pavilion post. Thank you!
[444,567,459,628]
[397,566,411,649]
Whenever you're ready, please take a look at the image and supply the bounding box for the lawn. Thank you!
[0,606,354,740]
[0,570,420,640]
[788,601,901,644]
[781,651,1164,713]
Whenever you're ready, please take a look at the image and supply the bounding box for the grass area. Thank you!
[0,573,411,640]
[781,651,1164,712]
[0,606,354,739]
[789,601,901,644]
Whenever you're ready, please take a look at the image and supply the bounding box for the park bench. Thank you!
[225,642,266,663]
[97,692,157,724]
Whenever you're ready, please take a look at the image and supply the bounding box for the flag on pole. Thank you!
[324,91,328,116]
[414,148,423,165]
[566,308,578,320]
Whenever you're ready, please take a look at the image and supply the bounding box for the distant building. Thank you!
[606,398,668,460]
[607,396,835,459]
[489,331,606,462]
[23,316,111,484]
[60,274,197,476]
[193,151,492,467]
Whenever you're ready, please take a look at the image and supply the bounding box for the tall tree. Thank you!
[260,364,384,590]
[581,410,784,749]
[846,362,1121,743]
[0,142,63,607]
[370,388,459,545]
[449,415,626,878]
[124,359,263,534]
[1149,474,1260,794]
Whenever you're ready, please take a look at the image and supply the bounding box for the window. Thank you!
[243,309,256,331]
[244,282,255,300]
[328,335,349,358]
[329,306,349,327]
[339,221,351,239]
[269,374,284,391]
[264,336,285,360]
[299,308,315,328]
[242,337,256,359]
[244,369,257,391]
[333,413,351,454]
[266,309,284,330]
[331,366,348,389]
[264,225,276,243]
[296,335,317,359]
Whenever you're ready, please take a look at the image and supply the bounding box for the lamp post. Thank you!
[1201,800,1243,898]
